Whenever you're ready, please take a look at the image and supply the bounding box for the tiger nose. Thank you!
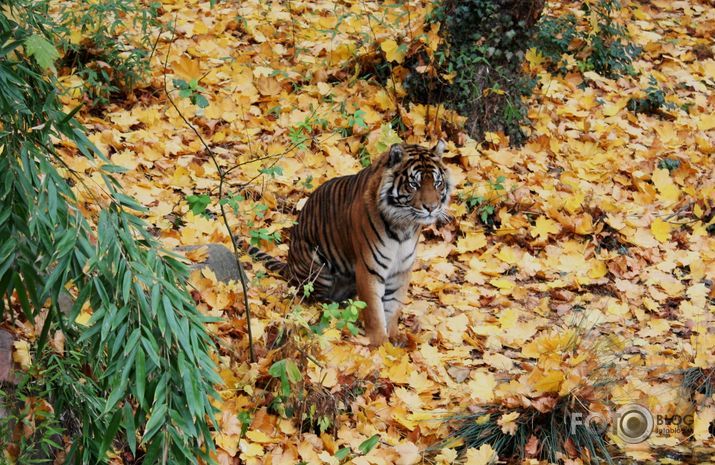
[424,204,437,213]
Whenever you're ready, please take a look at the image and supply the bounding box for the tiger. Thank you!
[246,141,453,345]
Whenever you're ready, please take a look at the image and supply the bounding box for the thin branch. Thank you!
[162,23,256,363]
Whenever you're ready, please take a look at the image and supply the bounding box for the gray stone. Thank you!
[0,329,14,384]
[175,243,247,283]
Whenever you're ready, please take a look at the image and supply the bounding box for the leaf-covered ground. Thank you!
[59,0,714,463]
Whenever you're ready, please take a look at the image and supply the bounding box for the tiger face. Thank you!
[380,141,453,226]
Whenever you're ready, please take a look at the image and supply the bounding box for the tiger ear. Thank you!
[432,139,446,158]
[388,144,404,167]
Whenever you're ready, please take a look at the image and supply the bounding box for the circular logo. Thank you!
[616,404,654,444]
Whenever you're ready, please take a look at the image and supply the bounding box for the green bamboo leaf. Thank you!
[124,328,141,357]
[99,409,123,458]
[24,34,59,71]
[135,347,146,408]
[141,332,161,368]
[123,403,137,455]
[358,434,380,455]
[47,178,57,222]
[142,402,167,443]
[150,283,161,317]
[121,269,132,303]
[104,380,127,414]
[100,163,128,174]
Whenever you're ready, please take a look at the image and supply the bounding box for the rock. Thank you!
[0,329,14,384]
[175,243,247,283]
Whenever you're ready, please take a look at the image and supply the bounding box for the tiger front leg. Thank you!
[383,273,410,340]
[355,264,388,346]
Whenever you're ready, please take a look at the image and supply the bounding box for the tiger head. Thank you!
[379,141,453,226]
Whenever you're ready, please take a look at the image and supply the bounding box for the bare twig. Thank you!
[162,23,256,363]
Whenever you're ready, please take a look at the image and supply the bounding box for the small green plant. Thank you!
[173,78,210,108]
[219,193,246,215]
[335,104,368,137]
[237,410,252,437]
[460,176,506,226]
[249,228,281,247]
[186,193,211,216]
[358,146,371,167]
[312,299,366,336]
[268,358,303,398]
[303,281,315,298]
[259,165,284,178]
[328,434,380,464]
[288,126,310,150]
[301,174,314,190]
[627,75,676,116]
[289,112,329,150]
[657,158,681,172]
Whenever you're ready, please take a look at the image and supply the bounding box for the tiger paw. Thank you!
[366,328,389,347]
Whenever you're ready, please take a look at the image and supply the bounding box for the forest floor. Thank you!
[60,0,715,463]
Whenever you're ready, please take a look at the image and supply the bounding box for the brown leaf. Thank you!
[524,435,539,457]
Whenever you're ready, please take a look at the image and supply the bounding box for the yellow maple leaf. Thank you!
[435,448,458,465]
[628,228,659,248]
[394,441,421,465]
[490,278,515,291]
[531,216,560,241]
[256,76,283,96]
[456,232,487,253]
[245,430,276,444]
[484,131,501,145]
[464,444,496,465]
[380,39,406,63]
[525,47,544,70]
[697,113,715,131]
[498,412,520,435]
[380,345,412,384]
[588,259,608,279]
[650,217,672,243]
[214,433,239,456]
[651,168,680,203]
[522,330,577,358]
[193,20,209,35]
[13,340,32,370]
[172,55,203,81]
[495,246,517,264]
[468,371,497,402]
[531,369,565,394]
[239,439,264,458]
[602,97,629,116]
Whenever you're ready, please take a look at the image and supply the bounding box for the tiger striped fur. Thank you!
[245,141,452,345]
